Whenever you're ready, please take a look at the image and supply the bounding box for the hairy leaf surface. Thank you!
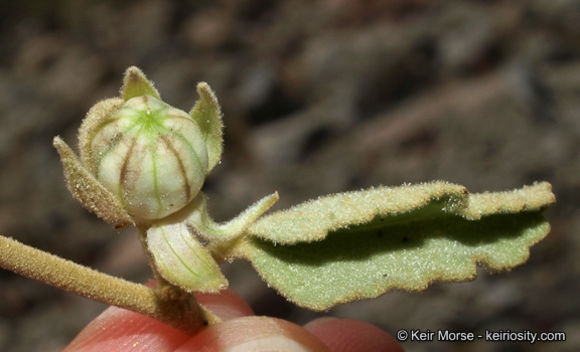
[236,182,554,310]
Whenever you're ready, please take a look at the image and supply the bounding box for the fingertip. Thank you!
[176,316,330,352]
[64,288,255,351]
[304,318,403,352]
[195,288,254,321]
[63,306,190,352]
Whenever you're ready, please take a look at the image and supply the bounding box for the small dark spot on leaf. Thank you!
[402,236,409,243]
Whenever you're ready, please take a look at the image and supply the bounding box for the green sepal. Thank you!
[189,83,223,173]
[53,136,134,229]
[121,66,161,101]
[146,221,227,293]
[234,182,555,310]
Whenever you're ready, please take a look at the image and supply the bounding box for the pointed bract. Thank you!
[121,66,161,101]
[146,222,228,293]
[189,83,223,173]
[53,136,134,228]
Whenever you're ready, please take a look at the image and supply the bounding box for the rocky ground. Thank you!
[0,1,579,351]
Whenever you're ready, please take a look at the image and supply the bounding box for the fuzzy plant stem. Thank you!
[0,234,219,334]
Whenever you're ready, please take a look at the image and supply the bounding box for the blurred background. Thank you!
[0,1,579,351]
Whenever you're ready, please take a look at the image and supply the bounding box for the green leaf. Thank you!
[189,83,223,173]
[121,66,161,101]
[246,182,554,244]
[146,221,227,293]
[234,182,555,310]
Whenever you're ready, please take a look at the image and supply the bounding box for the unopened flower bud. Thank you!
[55,66,224,226]
[83,95,209,221]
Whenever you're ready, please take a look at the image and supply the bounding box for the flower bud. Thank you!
[55,67,224,227]
[82,95,209,222]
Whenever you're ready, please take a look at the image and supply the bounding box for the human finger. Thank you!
[63,288,254,352]
[175,316,330,352]
[304,317,403,352]
[195,288,254,321]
